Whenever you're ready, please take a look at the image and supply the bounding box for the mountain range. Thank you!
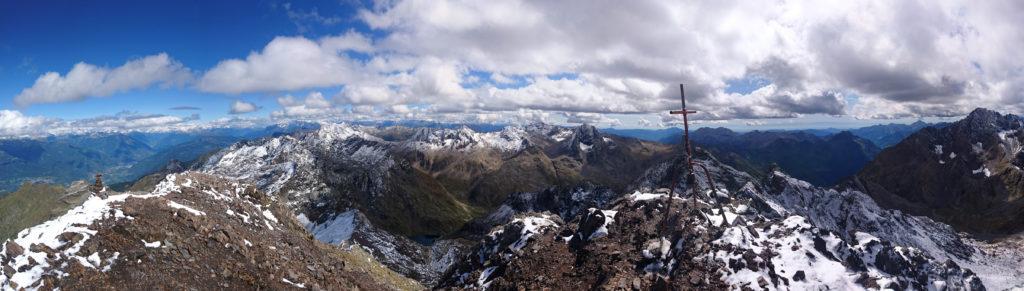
[3,109,1024,290]
[687,128,881,186]
[0,124,317,194]
[610,121,937,149]
[855,108,1024,235]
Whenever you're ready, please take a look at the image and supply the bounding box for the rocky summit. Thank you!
[438,152,1003,290]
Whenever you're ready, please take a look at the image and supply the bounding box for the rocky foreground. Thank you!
[440,191,984,290]
[0,172,419,290]
[437,154,993,290]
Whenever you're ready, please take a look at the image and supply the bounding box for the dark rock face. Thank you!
[567,208,608,249]
[856,108,1024,234]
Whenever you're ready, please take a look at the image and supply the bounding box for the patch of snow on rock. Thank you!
[306,210,357,245]
[579,143,593,152]
[141,240,161,248]
[587,208,617,240]
[509,215,558,252]
[972,166,991,177]
[628,191,667,201]
[167,201,206,216]
[1,174,182,289]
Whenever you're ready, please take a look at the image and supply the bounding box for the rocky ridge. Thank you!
[439,152,1016,290]
[0,172,419,290]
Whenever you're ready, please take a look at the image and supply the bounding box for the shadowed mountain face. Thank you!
[687,127,881,186]
[855,108,1024,235]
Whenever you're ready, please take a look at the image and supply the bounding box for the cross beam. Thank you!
[669,84,697,175]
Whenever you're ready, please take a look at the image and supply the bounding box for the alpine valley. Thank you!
[3,109,1024,290]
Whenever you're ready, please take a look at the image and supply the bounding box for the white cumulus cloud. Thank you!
[198,33,371,94]
[272,91,343,118]
[229,100,261,114]
[13,53,191,107]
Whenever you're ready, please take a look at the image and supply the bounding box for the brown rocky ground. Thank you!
[2,172,421,290]
[439,166,985,290]
[439,191,732,290]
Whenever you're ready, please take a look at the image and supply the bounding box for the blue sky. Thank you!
[0,0,367,120]
[0,0,1020,136]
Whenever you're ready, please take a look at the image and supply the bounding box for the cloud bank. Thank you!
[0,110,207,138]
[10,0,1024,128]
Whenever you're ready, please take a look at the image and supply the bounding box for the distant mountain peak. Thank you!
[961,107,1002,127]
[694,127,736,135]
[828,130,857,140]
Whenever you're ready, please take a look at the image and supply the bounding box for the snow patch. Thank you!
[628,191,667,201]
[1,174,182,289]
[578,143,593,152]
[710,215,864,290]
[508,215,558,252]
[166,201,206,216]
[307,210,357,245]
[141,240,162,248]
[550,129,572,142]
[478,266,498,289]
[262,209,278,223]
[587,208,617,240]
[972,166,991,177]
[972,142,984,154]
[282,277,306,289]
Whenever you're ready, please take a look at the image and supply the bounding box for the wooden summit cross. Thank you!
[659,84,723,235]
[669,84,698,179]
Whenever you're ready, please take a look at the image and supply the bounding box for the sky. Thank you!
[0,0,1022,137]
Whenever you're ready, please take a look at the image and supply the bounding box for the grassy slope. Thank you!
[0,182,90,240]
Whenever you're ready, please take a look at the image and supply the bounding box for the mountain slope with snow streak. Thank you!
[1,172,419,290]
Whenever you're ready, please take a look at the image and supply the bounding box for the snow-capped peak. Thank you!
[314,123,380,144]
[407,126,529,152]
